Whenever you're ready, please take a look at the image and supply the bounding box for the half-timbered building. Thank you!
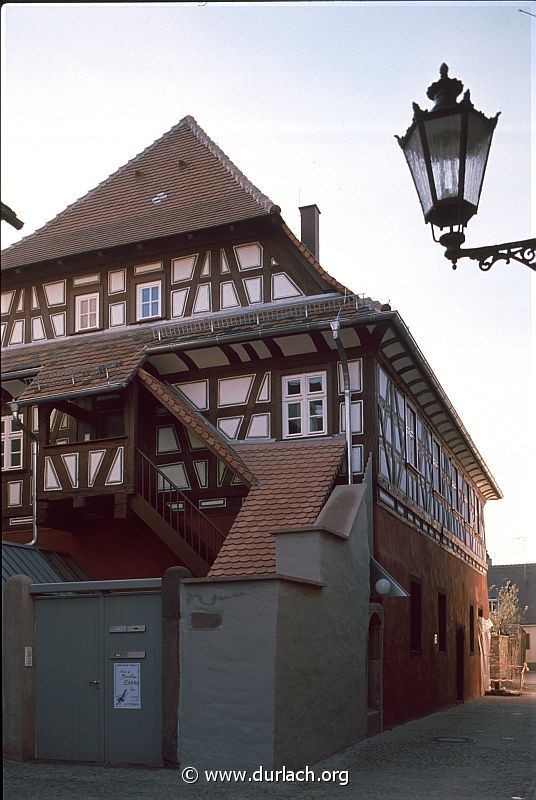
[1,116,500,752]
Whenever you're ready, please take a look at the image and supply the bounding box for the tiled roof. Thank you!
[209,439,346,577]
[137,369,256,488]
[2,327,148,403]
[1,116,277,271]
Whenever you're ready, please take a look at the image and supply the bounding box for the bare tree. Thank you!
[489,581,527,635]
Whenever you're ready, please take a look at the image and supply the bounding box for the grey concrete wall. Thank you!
[3,575,36,761]
[161,566,191,766]
[178,578,279,771]
[178,473,372,771]
[274,485,371,768]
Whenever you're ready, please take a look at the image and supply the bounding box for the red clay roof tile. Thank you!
[209,438,345,578]
[1,116,276,271]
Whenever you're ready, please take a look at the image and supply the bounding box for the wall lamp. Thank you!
[396,64,535,271]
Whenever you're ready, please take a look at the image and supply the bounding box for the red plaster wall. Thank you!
[374,505,488,729]
[3,521,184,580]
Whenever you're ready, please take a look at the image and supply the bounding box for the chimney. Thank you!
[299,204,321,260]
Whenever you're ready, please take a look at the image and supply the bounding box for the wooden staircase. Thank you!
[131,450,226,577]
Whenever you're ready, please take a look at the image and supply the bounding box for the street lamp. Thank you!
[396,64,535,271]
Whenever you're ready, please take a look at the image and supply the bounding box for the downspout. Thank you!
[9,402,39,546]
[330,319,352,485]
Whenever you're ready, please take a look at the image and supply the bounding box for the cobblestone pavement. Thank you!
[4,692,535,800]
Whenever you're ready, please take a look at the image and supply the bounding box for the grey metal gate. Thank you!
[33,579,162,764]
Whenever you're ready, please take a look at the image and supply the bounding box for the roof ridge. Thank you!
[1,115,276,259]
[182,116,277,214]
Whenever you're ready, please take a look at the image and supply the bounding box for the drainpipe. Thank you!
[9,402,39,547]
[330,320,352,485]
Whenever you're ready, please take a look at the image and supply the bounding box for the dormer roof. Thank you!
[1,116,278,272]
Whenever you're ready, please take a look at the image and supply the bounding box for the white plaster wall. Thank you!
[274,489,370,768]
[178,579,278,771]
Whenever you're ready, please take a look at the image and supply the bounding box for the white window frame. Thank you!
[405,404,417,468]
[1,414,24,471]
[75,292,99,332]
[136,281,162,321]
[282,372,327,439]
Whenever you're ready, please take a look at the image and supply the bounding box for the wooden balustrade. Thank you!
[38,435,131,497]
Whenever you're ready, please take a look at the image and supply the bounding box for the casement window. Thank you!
[1,415,23,470]
[432,439,441,492]
[451,464,459,512]
[410,578,423,652]
[282,372,327,438]
[75,293,99,331]
[136,281,161,320]
[405,405,417,467]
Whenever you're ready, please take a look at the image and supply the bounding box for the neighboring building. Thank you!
[1,116,501,764]
[488,563,536,668]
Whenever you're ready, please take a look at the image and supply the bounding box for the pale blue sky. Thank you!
[1,1,534,563]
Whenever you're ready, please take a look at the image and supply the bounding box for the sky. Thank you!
[1,1,534,564]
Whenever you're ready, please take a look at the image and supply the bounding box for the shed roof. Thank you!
[209,438,346,577]
[2,541,90,584]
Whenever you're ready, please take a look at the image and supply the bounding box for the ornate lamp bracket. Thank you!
[439,235,536,271]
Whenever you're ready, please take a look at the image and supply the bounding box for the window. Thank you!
[410,578,422,652]
[438,591,447,652]
[451,464,459,512]
[406,406,417,467]
[469,605,475,654]
[136,281,161,320]
[75,293,99,331]
[488,598,499,613]
[432,440,441,492]
[282,372,327,438]
[1,415,23,470]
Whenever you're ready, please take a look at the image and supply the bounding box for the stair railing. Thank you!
[136,449,226,566]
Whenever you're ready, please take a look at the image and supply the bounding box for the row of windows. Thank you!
[74,282,161,332]
[378,365,484,541]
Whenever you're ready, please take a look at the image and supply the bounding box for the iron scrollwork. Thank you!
[446,238,536,271]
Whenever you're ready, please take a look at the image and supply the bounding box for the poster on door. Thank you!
[114,663,141,709]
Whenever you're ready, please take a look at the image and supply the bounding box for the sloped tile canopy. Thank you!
[209,439,346,577]
[137,368,256,488]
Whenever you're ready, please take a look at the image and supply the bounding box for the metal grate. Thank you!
[151,294,373,343]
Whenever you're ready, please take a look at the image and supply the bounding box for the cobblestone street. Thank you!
[4,691,535,800]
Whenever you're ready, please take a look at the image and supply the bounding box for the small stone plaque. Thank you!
[190,612,223,630]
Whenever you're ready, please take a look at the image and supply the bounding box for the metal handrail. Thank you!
[136,449,226,566]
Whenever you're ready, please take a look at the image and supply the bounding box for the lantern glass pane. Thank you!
[403,126,433,216]
[464,112,494,206]
[424,114,462,201]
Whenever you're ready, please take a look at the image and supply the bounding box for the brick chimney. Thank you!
[299,204,320,260]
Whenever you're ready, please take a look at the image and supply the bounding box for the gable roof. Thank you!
[488,563,536,624]
[1,116,277,271]
[137,368,256,488]
[209,439,346,577]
